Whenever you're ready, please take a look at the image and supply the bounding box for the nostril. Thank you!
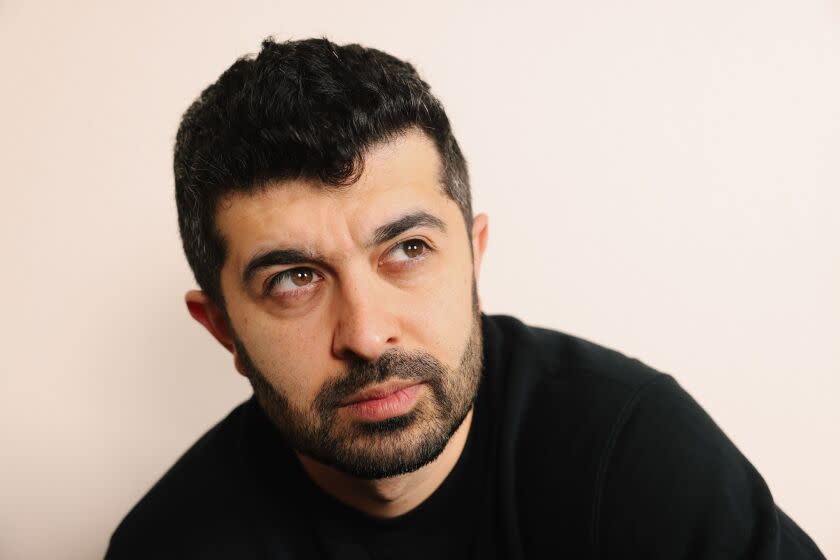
[341,349,366,362]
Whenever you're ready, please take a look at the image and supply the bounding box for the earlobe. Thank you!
[233,353,247,377]
[185,291,249,378]
[185,290,235,354]
[471,213,489,284]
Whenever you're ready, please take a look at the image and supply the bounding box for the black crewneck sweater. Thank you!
[107,314,825,559]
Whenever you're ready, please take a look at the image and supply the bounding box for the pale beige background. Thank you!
[1,1,837,558]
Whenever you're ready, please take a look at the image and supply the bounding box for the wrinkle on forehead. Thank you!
[215,129,452,272]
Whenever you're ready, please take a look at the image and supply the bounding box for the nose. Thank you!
[331,275,400,362]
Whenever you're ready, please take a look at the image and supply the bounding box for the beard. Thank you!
[233,292,484,480]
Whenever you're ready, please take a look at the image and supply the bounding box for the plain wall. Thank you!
[1,1,837,557]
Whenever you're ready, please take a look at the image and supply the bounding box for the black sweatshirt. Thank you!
[106,313,825,559]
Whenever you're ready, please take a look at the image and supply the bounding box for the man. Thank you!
[107,38,825,559]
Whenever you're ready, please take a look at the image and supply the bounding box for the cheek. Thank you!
[408,256,475,361]
[238,315,334,405]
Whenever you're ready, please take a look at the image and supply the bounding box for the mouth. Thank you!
[339,381,424,422]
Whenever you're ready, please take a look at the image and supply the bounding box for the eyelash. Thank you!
[264,238,433,299]
[382,238,432,266]
[265,268,324,299]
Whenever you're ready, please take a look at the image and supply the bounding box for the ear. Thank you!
[470,213,489,308]
[185,290,247,377]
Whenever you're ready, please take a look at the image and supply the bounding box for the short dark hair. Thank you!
[174,37,471,308]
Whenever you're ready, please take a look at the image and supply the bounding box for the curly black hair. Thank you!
[174,37,471,307]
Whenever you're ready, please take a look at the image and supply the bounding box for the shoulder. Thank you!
[596,375,825,558]
[106,398,301,559]
[480,314,824,558]
[482,313,672,553]
[481,313,664,412]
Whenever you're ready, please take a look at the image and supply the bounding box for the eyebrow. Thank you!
[242,210,447,284]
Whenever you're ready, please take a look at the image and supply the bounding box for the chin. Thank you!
[318,403,472,480]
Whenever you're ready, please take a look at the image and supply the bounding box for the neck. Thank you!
[296,408,474,518]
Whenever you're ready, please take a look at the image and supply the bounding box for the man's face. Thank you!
[214,129,487,479]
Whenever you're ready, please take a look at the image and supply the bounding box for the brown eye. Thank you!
[290,269,314,286]
[266,267,323,298]
[403,240,425,259]
[385,239,432,265]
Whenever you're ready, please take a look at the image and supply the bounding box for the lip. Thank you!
[339,381,424,422]
[341,380,423,406]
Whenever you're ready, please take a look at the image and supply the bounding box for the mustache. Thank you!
[314,349,446,413]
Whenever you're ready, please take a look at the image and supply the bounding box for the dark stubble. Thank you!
[233,296,484,480]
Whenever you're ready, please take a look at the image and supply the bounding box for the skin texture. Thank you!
[185,129,489,517]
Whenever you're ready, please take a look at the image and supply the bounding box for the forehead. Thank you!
[215,129,454,261]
